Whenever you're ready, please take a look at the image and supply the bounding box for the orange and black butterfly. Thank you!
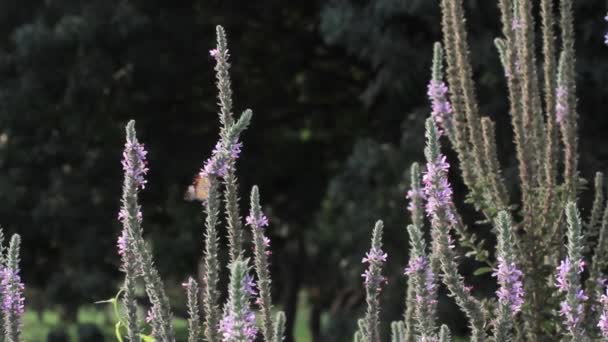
[185,174,211,202]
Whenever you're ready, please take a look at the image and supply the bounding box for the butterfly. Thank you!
[185,174,211,201]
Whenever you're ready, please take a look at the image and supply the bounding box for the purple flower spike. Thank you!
[427,80,453,134]
[0,268,25,318]
[219,311,257,341]
[202,140,242,179]
[404,256,438,306]
[218,260,259,342]
[122,140,148,190]
[361,246,387,289]
[493,257,524,314]
[422,155,456,226]
[555,257,587,333]
[599,286,608,337]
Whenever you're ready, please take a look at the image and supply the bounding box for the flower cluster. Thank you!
[555,258,588,332]
[555,258,584,292]
[0,267,24,318]
[406,188,425,215]
[599,286,608,337]
[427,80,453,134]
[361,247,387,289]
[404,256,437,306]
[219,310,257,342]
[117,230,128,257]
[493,257,524,314]
[202,140,242,178]
[422,155,455,225]
[245,211,269,229]
[219,267,258,342]
[121,140,148,190]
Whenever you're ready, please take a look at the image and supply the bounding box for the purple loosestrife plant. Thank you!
[219,258,258,342]
[492,211,523,342]
[2,234,24,342]
[599,287,608,338]
[202,25,253,342]
[247,186,283,342]
[403,162,424,342]
[555,203,588,340]
[117,124,145,342]
[423,118,486,342]
[210,25,249,264]
[184,278,201,342]
[404,223,438,340]
[356,221,386,342]
[120,121,175,341]
[428,43,453,138]
[201,168,222,342]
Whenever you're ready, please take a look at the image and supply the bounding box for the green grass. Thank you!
[22,293,312,341]
[22,307,189,342]
[21,294,467,341]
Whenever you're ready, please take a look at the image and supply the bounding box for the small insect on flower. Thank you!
[185,174,211,201]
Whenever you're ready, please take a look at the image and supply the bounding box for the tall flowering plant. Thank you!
[390,0,608,340]
[110,25,286,342]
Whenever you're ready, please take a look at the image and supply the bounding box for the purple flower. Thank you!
[555,257,587,333]
[406,188,425,215]
[363,248,387,264]
[145,308,156,324]
[404,256,426,275]
[361,247,387,289]
[493,257,524,314]
[555,258,584,292]
[210,49,219,58]
[202,140,242,178]
[219,310,257,341]
[117,230,128,257]
[427,80,453,134]
[122,140,148,190]
[404,256,437,306]
[556,85,568,124]
[512,18,522,31]
[245,213,269,229]
[212,140,242,160]
[0,267,24,318]
[599,286,608,337]
[422,155,456,225]
[202,155,230,178]
[243,274,257,296]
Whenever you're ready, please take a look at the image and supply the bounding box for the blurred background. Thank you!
[1,0,608,340]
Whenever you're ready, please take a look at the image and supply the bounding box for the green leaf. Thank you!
[473,267,493,276]
[140,334,155,342]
